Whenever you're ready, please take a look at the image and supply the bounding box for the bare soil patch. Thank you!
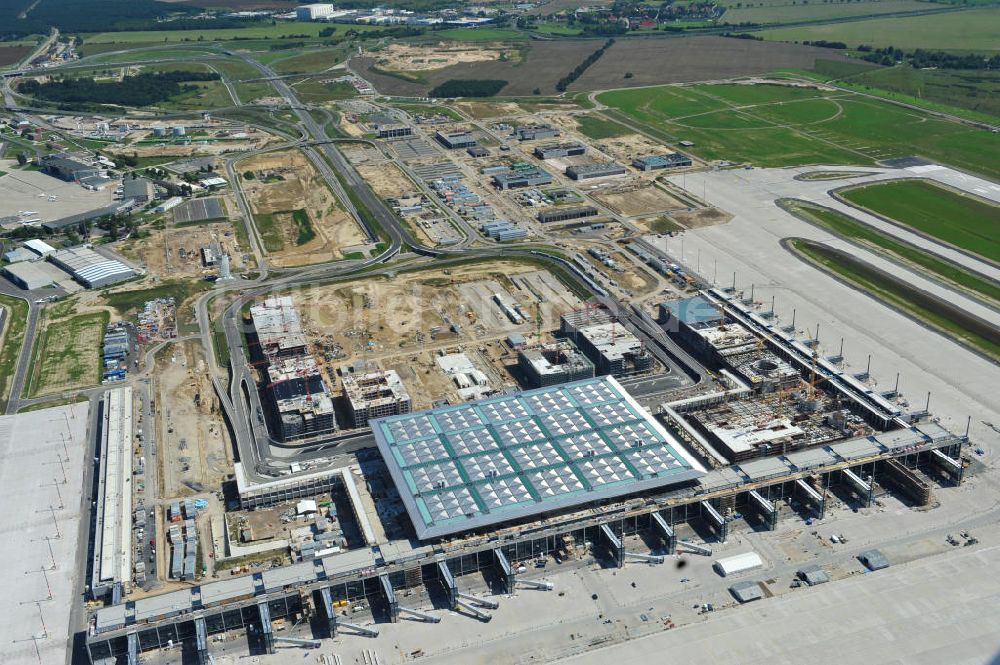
[373,42,519,72]
[593,182,687,217]
[238,149,365,265]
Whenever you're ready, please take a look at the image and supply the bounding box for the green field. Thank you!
[103,280,209,316]
[784,201,1000,303]
[433,28,526,41]
[0,294,29,409]
[574,113,631,139]
[790,239,1000,361]
[82,21,386,44]
[86,46,220,63]
[723,0,935,25]
[265,47,347,74]
[758,8,1000,51]
[212,59,276,103]
[26,310,109,398]
[287,76,357,103]
[840,180,1000,262]
[598,83,1000,178]
[531,23,584,36]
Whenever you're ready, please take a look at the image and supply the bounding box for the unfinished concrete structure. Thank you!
[342,369,412,427]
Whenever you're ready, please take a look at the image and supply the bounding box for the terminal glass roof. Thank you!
[372,376,705,539]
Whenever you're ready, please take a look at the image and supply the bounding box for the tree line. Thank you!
[858,45,1000,69]
[556,39,614,92]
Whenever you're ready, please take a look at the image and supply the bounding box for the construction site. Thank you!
[237,149,369,265]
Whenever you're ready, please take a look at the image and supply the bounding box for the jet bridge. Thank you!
[795,479,825,519]
[930,448,964,483]
[493,548,515,594]
[438,561,458,610]
[318,586,337,637]
[748,490,778,530]
[842,468,874,507]
[700,501,728,542]
[599,523,624,568]
[380,574,399,623]
[194,616,209,665]
[651,512,676,554]
[126,632,138,665]
[257,600,275,654]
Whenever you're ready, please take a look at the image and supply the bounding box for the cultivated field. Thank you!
[27,309,108,397]
[238,149,366,265]
[0,45,32,68]
[758,7,1000,51]
[721,0,934,25]
[599,82,1000,178]
[81,21,385,45]
[353,37,862,96]
[839,180,1000,263]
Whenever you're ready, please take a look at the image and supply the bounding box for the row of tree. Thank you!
[556,39,615,92]
[858,45,1000,69]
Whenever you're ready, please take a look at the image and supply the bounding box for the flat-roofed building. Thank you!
[121,177,155,203]
[537,205,598,224]
[435,131,477,149]
[493,168,552,190]
[343,369,411,427]
[561,309,652,376]
[249,295,308,358]
[518,340,595,388]
[41,154,100,182]
[534,142,586,160]
[566,162,626,181]
[515,124,559,141]
[373,122,412,139]
[632,153,692,171]
[266,356,337,440]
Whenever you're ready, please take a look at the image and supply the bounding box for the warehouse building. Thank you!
[561,309,653,376]
[267,356,337,440]
[42,202,135,233]
[632,153,692,171]
[515,124,560,141]
[373,122,412,139]
[565,163,627,181]
[534,142,586,160]
[342,369,411,427]
[537,206,598,224]
[24,238,57,258]
[466,145,490,158]
[2,260,65,290]
[120,177,155,203]
[296,3,335,19]
[47,246,138,289]
[493,168,553,190]
[90,387,133,599]
[517,340,595,388]
[249,296,308,358]
[41,154,101,182]
[435,131,477,149]
[480,220,528,241]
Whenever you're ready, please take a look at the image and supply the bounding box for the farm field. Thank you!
[839,180,1000,263]
[757,8,1000,51]
[352,37,861,96]
[721,0,936,25]
[784,200,1000,303]
[238,149,366,266]
[598,82,1000,178]
[0,44,32,67]
[26,310,109,398]
[822,65,1000,122]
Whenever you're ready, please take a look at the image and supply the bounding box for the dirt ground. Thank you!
[593,182,688,217]
[117,209,248,280]
[355,162,413,199]
[238,149,366,265]
[156,341,232,498]
[670,206,734,229]
[290,263,583,403]
[372,42,520,72]
[106,129,272,161]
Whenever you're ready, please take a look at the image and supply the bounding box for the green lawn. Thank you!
[103,280,210,316]
[598,83,1000,178]
[265,47,348,74]
[840,180,1000,262]
[26,311,109,398]
[254,212,285,252]
[434,28,527,41]
[757,8,1000,51]
[0,294,29,408]
[531,23,584,36]
[291,208,315,245]
[82,22,386,44]
[785,201,1000,303]
[87,47,220,63]
[287,76,358,103]
[791,239,1000,361]
[574,114,631,139]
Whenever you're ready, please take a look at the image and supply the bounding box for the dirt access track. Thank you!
[238,149,367,266]
[370,42,520,72]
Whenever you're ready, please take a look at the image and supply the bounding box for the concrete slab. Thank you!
[0,402,92,665]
